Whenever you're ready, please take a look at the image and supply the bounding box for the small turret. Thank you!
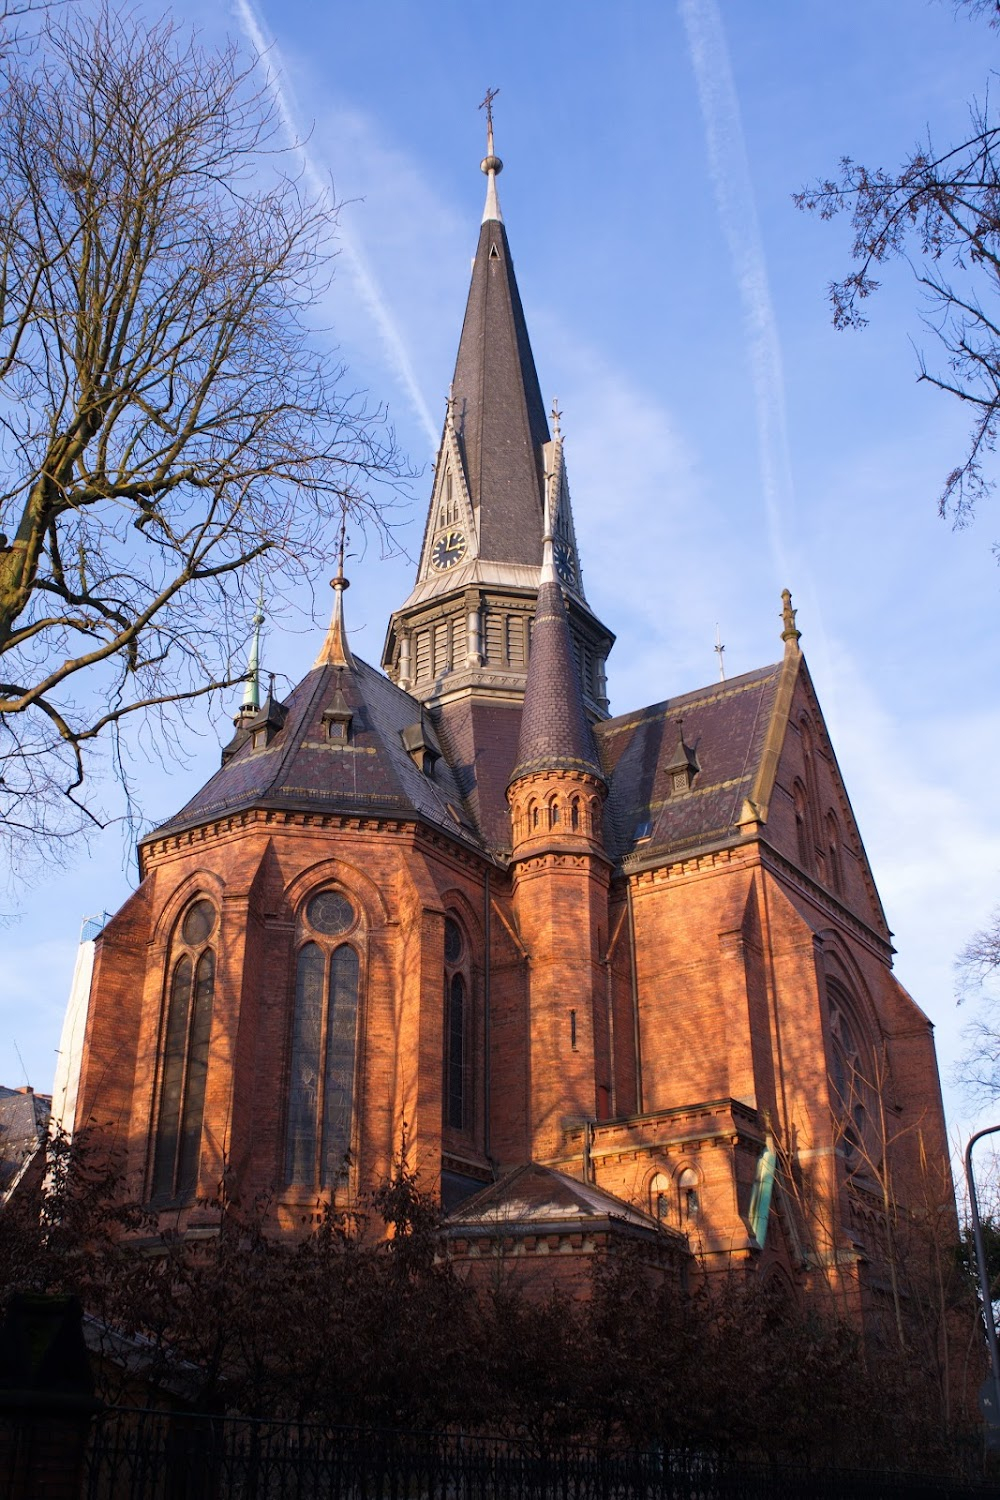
[505,473,612,1166]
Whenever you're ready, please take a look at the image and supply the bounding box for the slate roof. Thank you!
[434,697,524,851]
[595,663,783,862]
[451,214,549,567]
[510,577,604,786]
[147,656,482,848]
[0,1087,50,1197]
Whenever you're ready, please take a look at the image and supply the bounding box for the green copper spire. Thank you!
[242,588,265,711]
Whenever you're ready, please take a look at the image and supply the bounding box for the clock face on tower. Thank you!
[431,529,468,571]
[553,539,577,585]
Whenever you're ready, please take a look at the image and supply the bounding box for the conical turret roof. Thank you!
[509,553,604,786]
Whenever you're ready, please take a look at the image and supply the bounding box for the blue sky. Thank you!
[3,0,1000,1156]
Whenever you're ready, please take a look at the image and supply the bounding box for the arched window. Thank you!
[443,916,471,1133]
[152,898,217,1202]
[549,798,560,828]
[649,1171,671,1225]
[826,812,843,894]
[678,1166,700,1220]
[827,985,877,1171]
[571,797,581,831]
[285,890,360,1189]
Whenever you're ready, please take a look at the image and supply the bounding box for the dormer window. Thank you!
[664,719,699,795]
[401,720,441,778]
[244,693,287,753]
[322,688,353,745]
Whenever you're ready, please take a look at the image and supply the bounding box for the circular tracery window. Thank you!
[444,917,463,964]
[306,890,355,936]
[181,900,216,946]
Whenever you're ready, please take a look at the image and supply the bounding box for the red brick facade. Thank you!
[72,147,956,1345]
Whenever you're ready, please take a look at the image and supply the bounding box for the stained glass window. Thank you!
[151,904,216,1202]
[284,916,360,1189]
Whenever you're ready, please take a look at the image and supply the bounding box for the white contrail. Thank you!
[232,0,439,452]
[678,0,792,582]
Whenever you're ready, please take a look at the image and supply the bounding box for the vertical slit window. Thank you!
[443,916,471,1136]
[447,973,465,1130]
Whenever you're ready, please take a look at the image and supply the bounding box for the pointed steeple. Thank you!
[240,589,265,715]
[448,107,550,569]
[509,498,604,787]
[314,519,355,670]
[382,117,615,842]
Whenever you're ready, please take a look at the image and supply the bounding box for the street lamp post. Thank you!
[965,1125,1000,1435]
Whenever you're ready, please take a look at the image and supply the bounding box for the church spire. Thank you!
[314,517,355,670]
[444,106,550,571]
[241,588,265,713]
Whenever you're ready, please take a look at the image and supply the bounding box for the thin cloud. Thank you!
[677,0,793,583]
[232,0,439,452]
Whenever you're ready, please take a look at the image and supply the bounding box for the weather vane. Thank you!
[714,623,726,682]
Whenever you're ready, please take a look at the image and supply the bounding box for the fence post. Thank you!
[0,1293,102,1500]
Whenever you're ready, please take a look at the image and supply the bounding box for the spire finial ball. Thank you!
[481,153,503,176]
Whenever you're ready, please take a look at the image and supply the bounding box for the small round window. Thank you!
[306,890,354,936]
[181,900,216,947]
[444,918,463,964]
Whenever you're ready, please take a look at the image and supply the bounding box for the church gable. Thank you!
[763,661,890,941]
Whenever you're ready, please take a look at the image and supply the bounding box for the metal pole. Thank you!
[964,1124,1000,1420]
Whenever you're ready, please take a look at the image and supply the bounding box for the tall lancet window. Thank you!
[285,890,360,1189]
[443,916,470,1132]
[151,898,217,1202]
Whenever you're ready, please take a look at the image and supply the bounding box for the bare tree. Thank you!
[0,4,402,875]
[956,908,1000,1101]
[796,0,1000,531]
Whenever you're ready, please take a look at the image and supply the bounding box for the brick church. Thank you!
[69,125,955,1327]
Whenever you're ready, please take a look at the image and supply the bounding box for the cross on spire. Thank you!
[479,86,500,155]
[479,87,503,223]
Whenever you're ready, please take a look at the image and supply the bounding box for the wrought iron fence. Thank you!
[77,1408,995,1500]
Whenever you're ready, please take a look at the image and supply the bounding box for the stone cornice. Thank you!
[619,834,894,963]
[139,801,500,879]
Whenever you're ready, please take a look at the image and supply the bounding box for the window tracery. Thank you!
[151,898,217,1202]
[827,985,878,1172]
[284,889,360,1190]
